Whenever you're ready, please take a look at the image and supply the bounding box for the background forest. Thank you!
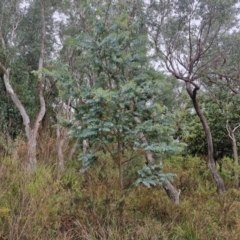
[1,0,240,239]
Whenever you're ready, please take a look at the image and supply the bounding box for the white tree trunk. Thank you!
[0,0,46,171]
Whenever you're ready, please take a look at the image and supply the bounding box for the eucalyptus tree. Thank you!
[206,33,240,183]
[0,0,56,170]
[146,0,239,193]
[0,0,23,155]
[208,31,240,94]
[176,84,240,190]
[203,10,240,188]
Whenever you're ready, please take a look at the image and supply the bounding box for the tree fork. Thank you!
[0,0,47,171]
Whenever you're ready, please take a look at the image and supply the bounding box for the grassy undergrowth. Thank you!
[0,155,240,239]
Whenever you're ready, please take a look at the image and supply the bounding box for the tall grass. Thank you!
[0,151,240,239]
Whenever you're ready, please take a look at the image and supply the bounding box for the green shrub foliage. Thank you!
[66,1,182,188]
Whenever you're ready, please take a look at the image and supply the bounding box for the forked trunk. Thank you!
[0,0,46,171]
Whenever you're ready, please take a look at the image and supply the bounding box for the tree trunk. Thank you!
[56,127,67,171]
[186,83,226,193]
[0,0,46,171]
[27,0,46,170]
[162,180,181,204]
[226,124,240,188]
[68,141,78,160]
[27,131,38,171]
[232,136,239,188]
[134,117,180,204]
[117,130,123,190]
[83,139,89,154]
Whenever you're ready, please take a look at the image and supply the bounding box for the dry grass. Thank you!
[0,146,240,239]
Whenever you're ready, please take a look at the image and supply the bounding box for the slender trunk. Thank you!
[186,83,226,193]
[117,130,123,190]
[138,131,155,164]
[12,140,19,161]
[232,136,239,188]
[83,139,89,154]
[227,124,240,188]
[68,141,78,160]
[0,31,6,49]
[57,96,75,169]
[134,117,180,204]
[56,127,67,171]
[26,0,46,170]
